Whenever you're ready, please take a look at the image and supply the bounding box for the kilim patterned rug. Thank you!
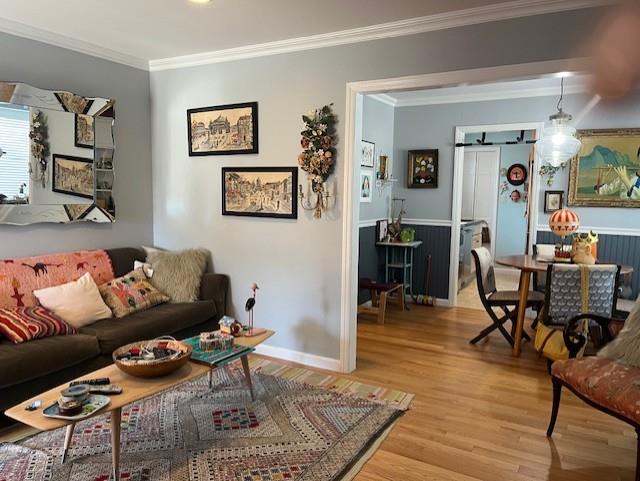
[0,361,413,481]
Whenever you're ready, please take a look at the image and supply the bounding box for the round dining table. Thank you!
[496,255,634,357]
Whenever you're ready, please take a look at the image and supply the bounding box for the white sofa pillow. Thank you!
[33,272,112,328]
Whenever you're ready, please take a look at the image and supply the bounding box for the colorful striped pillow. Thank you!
[0,306,76,344]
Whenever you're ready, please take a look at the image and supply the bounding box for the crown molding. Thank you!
[387,80,590,107]
[367,94,398,107]
[0,0,610,72]
[149,0,611,71]
[0,17,148,71]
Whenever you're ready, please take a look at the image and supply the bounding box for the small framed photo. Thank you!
[188,101,258,156]
[52,154,94,199]
[376,219,388,242]
[360,170,373,203]
[507,163,528,186]
[361,140,375,168]
[74,114,94,149]
[407,149,438,188]
[544,190,564,213]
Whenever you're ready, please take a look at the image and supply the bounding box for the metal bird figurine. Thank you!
[245,282,259,335]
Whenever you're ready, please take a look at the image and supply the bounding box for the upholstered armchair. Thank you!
[547,295,640,481]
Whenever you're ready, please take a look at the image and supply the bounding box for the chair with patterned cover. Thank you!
[470,247,544,347]
[547,295,640,481]
[535,263,621,362]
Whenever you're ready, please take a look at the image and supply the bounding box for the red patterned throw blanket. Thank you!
[0,250,115,309]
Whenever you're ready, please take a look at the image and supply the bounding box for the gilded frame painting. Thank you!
[568,128,640,208]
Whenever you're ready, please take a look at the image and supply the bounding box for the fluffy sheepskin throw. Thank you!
[599,295,640,367]
[146,248,208,303]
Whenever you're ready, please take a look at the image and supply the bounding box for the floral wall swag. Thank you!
[298,104,338,218]
[29,110,50,188]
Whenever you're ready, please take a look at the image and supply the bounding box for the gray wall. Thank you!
[359,96,394,222]
[393,90,640,227]
[0,32,153,257]
[150,9,605,361]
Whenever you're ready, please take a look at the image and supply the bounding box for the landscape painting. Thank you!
[188,102,258,156]
[52,154,94,199]
[568,129,640,208]
[222,167,297,219]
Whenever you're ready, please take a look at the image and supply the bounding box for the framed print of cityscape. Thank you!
[188,102,258,156]
[52,154,94,199]
[222,167,297,219]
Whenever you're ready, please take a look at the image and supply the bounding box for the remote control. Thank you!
[89,384,122,395]
[69,377,110,387]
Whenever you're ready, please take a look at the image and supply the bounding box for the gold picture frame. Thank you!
[568,128,640,208]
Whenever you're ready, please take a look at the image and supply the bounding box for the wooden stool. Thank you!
[357,279,405,324]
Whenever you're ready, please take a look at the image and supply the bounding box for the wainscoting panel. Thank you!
[406,224,452,300]
[358,223,452,303]
[536,231,639,297]
[358,225,380,304]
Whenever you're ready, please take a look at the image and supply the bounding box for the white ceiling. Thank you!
[370,74,592,106]
[0,0,608,69]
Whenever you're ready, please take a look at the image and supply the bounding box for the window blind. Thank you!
[0,106,30,199]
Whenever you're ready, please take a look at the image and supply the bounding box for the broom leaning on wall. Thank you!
[415,254,436,306]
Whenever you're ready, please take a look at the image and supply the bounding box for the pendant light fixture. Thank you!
[536,77,582,167]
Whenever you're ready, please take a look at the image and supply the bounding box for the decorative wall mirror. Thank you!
[0,82,115,225]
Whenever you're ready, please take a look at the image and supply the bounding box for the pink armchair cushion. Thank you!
[552,357,640,424]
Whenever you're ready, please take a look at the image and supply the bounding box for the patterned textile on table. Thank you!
[535,264,618,361]
[99,269,169,318]
[546,264,618,326]
[0,250,115,309]
[552,357,640,424]
[0,306,76,343]
[1,366,407,481]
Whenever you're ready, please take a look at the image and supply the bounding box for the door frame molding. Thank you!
[449,122,545,307]
[341,58,588,373]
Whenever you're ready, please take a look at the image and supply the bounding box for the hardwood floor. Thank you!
[352,305,636,481]
[0,305,634,480]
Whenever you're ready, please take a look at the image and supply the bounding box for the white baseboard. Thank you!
[254,344,341,372]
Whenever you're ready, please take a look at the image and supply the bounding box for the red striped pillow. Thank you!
[0,307,76,344]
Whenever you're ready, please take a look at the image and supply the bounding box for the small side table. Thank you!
[377,241,423,302]
[184,329,274,401]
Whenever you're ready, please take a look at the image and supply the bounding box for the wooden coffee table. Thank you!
[4,329,274,480]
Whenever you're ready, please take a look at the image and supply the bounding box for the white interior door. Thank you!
[461,151,477,220]
[467,147,500,257]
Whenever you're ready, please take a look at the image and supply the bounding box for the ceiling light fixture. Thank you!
[536,77,582,168]
[189,0,212,4]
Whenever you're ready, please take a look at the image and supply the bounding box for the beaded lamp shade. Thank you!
[549,208,580,238]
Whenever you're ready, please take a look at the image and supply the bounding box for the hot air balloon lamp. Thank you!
[548,208,580,262]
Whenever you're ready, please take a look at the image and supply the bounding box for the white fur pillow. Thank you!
[599,295,640,367]
[33,272,113,328]
[146,249,208,303]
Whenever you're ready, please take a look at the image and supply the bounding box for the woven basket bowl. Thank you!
[113,340,192,378]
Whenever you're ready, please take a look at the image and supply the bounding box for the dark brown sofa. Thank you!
[0,247,228,419]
